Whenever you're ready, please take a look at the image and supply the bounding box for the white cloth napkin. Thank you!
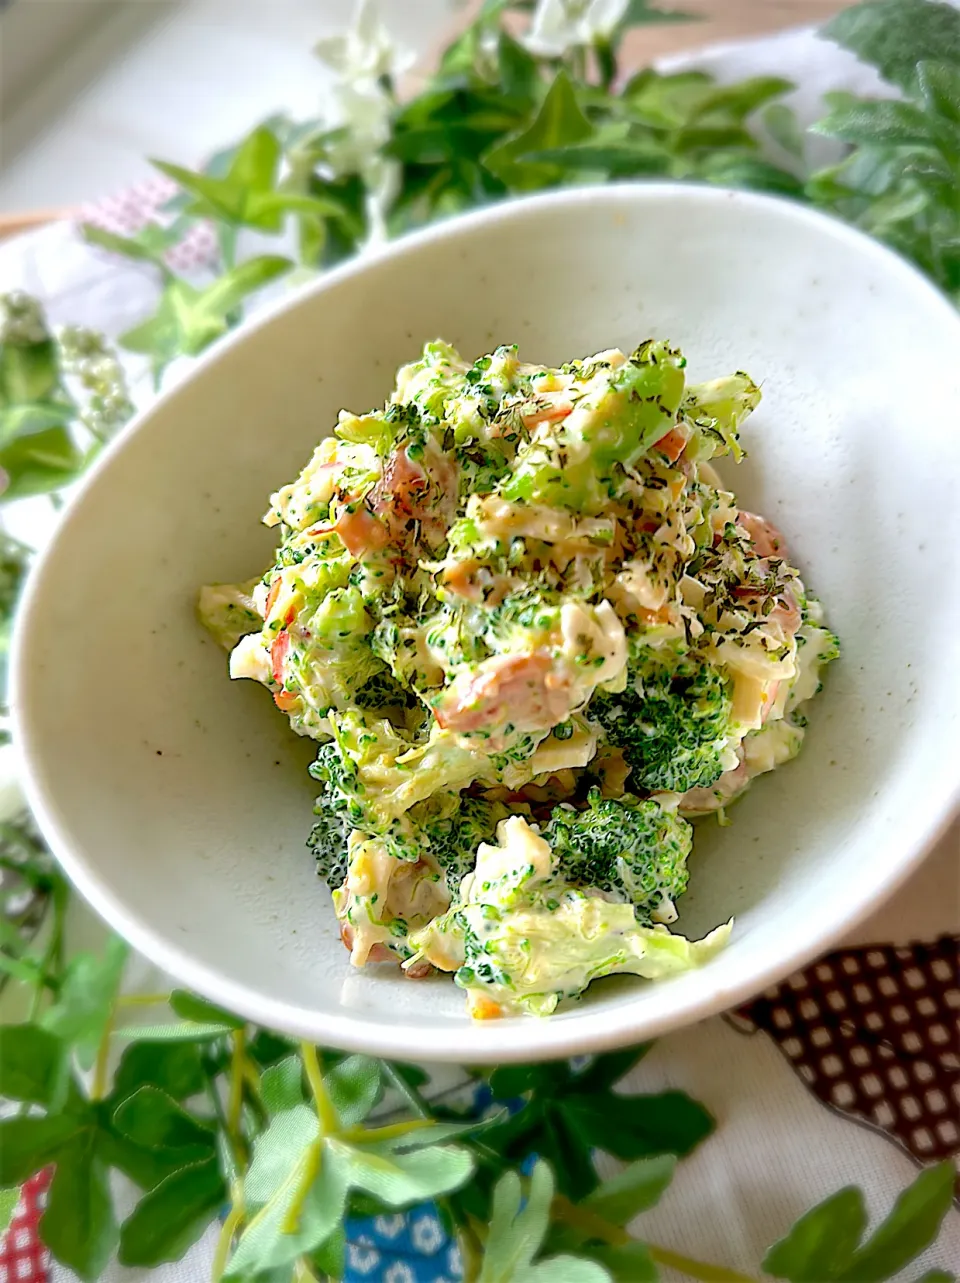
[0,19,957,1282]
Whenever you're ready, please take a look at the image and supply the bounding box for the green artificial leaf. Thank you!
[338,1137,474,1207]
[484,1058,709,1203]
[479,1164,551,1282]
[247,1029,297,1067]
[225,1152,345,1279]
[0,401,75,446]
[580,1155,676,1225]
[0,1187,18,1235]
[764,1163,956,1283]
[40,1132,118,1281]
[244,1102,319,1205]
[0,426,86,501]
[477,1160,608,1283]
[153,126,342,233]
[700,153,806,195]
[112,1086,215,1157]
[120,256,291,378]
[835,1161,956,1283]
[326,1055,382,1127]
[0,1024,69,1107]
[521,1259,612,1283]
[0,337,59,404]
[111,1019,235,1042]
[0,1114,83,1186]
[499,32,541,103]
[95,1122,195,1193]
[688,76,794,123]
[764,103,806,158]
[111,1039,206,1103]
[763,1187,867,1281]
[822,0,960,92]
[311,1225,346,1280]
[621,0,697,27]
[261,1055,305,1115]
[40,936,128,1069]
[169,989,245,1028]
[565,1089,715,1164]
[913,1273,956,1283]
[483,71,594,188]
[80,222,181,268]
[118,1156,225,1267]
[812,100,935,148]
[918,60,960,125]
[568,1047,651,1095]
[524,140,669,175]
[583,1243,656,1283]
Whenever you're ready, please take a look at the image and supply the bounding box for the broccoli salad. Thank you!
[199,339,838,1019]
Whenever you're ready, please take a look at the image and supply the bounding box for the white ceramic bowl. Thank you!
[13,185,960,1062]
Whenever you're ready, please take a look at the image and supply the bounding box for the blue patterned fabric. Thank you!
[344,1209,462,1283]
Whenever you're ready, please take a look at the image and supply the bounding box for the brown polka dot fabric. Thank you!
[730,935,959,1187]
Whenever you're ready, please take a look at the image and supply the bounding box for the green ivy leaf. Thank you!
[40,936,128,1070]
[580,1154,676,1225]
[112,1086,216,1158]
[110,1039,206,1104]
[699,153,806,195]
[483,71,594,188]
[0,401,75,446]
[152,127,342,233]
[762,1187,867,1281]
[225,1152,346,1278]
[169,989,245,1029]
[564,1089,714,1164]
[118,1156,226,1267]
[337,1137,474,1207]
[326,1055,382,1127]
[917,60,960,125]
[582,1243,656,1283]
[95,1122,196,1194]
[478,1161,609,1283]
[261,1055,306,1115]
[0,1188,18,1236]
[822,0,960,92]
[40,1132,118,1282]
[0,1024,69,1107]
[835,1161,956,1283]
[0,1114,82,1186]
[0,426,86,501]
[764,103,806,159]
[763,1162,955,1283]
[812,100,936,148]
[0,337,59,404]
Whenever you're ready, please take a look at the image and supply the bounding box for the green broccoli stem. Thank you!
[551,1194,759,1283]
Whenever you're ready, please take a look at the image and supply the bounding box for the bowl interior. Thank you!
[14,186,960,1061]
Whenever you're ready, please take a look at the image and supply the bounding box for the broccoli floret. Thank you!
[420,795,508,895]
[307,741,362,888]
[353,667,417,712]
[542,789,692,923]
[590,653,733,794]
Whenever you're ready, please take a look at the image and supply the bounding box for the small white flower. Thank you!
[314,0,412,83]
[411,1212,445,1255]
[313,1,411,245]
[525,0,630,58]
